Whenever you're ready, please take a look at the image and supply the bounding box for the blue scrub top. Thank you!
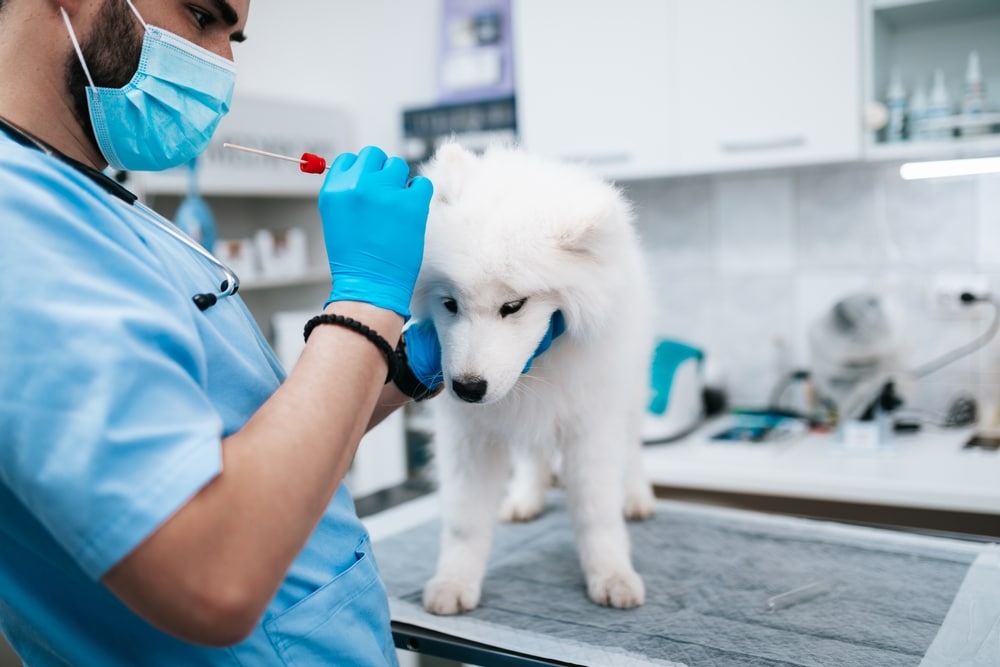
[0,127,398,666]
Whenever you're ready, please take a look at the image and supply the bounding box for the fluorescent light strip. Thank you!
[900,156,1000,180]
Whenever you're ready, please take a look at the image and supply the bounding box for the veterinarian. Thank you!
[0,0,452,664]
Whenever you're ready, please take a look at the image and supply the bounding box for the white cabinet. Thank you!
[863,0,1000,161]
[511,0,678,179]
[673,0,862,172]
[511,0,863,178]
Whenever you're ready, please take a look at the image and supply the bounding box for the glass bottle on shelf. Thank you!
[885,68,907,143]
[961,50,987,137]
[909,79,928,142]
[926,68,952,141]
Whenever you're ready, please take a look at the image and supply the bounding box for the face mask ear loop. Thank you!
[124,0,147,28]
[59,7,95,89]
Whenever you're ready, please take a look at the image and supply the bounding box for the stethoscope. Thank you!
[0,116,239,311]
[129,199,240,311]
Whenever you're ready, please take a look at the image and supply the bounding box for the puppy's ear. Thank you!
[555,204,616,260]
[423,142,477,206]
[556,187,633,260]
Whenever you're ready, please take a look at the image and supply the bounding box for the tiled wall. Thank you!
[625,164,1000,426]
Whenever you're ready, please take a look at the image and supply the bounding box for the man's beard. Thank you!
[63,1,144,159]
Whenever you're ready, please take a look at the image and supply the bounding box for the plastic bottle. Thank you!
[926,68,952,141]
[885,68,907,143]
[173,158,217,252]
[909,79,929,142]
[961,50,987,137]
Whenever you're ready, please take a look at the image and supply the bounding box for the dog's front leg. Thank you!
[623,412,657,520]
[498,446,551,522]
[563,424,645,609]
[424,434,510,615]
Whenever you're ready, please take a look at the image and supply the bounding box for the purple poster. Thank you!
[437,0,515,104]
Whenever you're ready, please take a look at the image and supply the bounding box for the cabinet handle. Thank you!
[720,136,806,153]
[559,152,632,166]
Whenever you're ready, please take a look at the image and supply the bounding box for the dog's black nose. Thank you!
[452,377,488,403]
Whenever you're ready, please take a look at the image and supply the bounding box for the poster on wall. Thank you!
[438,0,514,104]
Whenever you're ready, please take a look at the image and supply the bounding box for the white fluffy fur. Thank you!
[414,142,656,615]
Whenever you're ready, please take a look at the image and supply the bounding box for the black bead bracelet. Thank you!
[303,314,397,384]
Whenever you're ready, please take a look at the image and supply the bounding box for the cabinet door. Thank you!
[511,0,677,179]
[673,0,861,172]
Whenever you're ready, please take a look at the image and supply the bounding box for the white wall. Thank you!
[627,166,1000,425]
[235,0,441,151]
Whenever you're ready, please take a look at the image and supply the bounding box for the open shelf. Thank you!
[872,0,1000,25]
[866,131,1000,163]
[239,269,330,292]
[864,0,1000,158]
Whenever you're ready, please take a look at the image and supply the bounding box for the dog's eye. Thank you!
[499,299,526,317]
[443,298,458,314]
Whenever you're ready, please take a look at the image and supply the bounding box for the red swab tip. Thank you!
[299,152,327,174]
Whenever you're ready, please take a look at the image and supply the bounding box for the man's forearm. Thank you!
[102,302,403,646]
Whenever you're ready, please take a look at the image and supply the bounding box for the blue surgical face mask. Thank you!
[60,1,236,172]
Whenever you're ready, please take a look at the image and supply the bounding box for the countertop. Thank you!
[641,415,1000,536]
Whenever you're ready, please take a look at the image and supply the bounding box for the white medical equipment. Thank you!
[642,339,705,443]
[808,292,911,424]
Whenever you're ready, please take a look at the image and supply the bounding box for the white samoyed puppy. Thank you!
[412,142,656,615]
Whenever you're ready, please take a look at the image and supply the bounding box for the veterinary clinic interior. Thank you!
[2,0,1000,665]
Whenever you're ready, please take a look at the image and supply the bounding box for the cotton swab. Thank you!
[222,142,330,174]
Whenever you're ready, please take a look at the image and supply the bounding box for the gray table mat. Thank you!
[373,494,984,666]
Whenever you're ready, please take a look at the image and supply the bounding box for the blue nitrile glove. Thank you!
[522,310,566,373]
[319,146,433,318]
[402,319,444,392]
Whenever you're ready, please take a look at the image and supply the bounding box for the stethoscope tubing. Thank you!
[129,200,240,310]
[0,115,239,311]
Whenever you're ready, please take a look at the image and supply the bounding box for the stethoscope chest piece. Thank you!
[193,279,237,311]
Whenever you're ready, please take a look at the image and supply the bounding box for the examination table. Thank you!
[364,489,998,667]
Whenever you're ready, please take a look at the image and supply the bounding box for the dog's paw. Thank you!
[498,493,544,522]
[586,568,645,609]
[423,576,482,615]
[623,484,656,520]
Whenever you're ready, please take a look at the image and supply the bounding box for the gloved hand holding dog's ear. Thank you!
[318,146,433,318]
[395,319,444,401]
[523,311,566,373]
[395,312,566,400]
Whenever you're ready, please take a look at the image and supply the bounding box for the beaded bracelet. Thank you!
[303,314,397,384]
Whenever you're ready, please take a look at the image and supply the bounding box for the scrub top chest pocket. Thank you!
[263,537,397,666]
